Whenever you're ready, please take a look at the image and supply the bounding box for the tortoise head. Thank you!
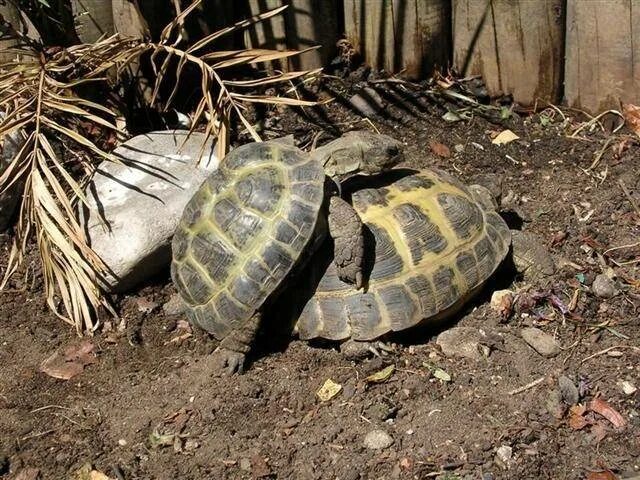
[314,131,403,179]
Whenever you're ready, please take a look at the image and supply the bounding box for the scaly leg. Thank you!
[214,311,261,375]
[328,196,364,289]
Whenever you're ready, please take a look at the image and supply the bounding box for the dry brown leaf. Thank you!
[14,468,40,480]
[316,379,342,402]
[251,455,272,479]
[429,139,451,158]
[568,411,590,430]
[586,470,618,480]
[590,421,608,443]
[622,103,640,137]
[40,340,96,380]
[491,129,519,145]
[588,398,626,428]
[365,365,395,384]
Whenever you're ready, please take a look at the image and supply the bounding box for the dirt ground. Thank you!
[1,79,639,480]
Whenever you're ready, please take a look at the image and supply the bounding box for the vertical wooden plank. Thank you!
[112,0,149,38]
[345,0,450,79]
[71,0,115,42]
[244,0,337,71]
[565,0,640,113]
[453,0,564,105]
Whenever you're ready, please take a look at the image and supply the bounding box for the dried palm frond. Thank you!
[0,1,319,333]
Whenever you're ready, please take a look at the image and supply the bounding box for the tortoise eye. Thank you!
[386,145,399,157]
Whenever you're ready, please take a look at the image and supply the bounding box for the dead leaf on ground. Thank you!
[568,410,590,430]
[590,422,608,443]
[491,129,519,145]
[39,340,96,380]
[251,455,272,478]
[14,468,40,480]
[622,103,640,137]
[586,470,618,480]
[429,139,451,158]
[316,378,342,402]
[588,398,626,428]
[365,364,395,384]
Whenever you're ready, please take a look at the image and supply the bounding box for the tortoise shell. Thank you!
[171,141,325,339]
[295,169,511,341]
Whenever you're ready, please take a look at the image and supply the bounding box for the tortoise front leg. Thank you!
[214,311,261,375]
[328,196,364,289]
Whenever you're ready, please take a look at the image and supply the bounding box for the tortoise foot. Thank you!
[212,347,247,376]
[340,340,393,361]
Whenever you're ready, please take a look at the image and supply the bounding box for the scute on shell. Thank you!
[171,141,325,339]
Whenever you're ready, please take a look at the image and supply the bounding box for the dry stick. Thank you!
[588,137,614,170]
[618,179,640,216]
[581,345,640,363]
[508,376,545,395]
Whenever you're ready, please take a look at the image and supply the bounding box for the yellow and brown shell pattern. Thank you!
[171,141,325,340]
[296,169,511,341]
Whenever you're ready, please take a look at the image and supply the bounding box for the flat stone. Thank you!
[592,274,618,298]
[436,327,489,361]
[363,429,394,450]
[521,327,560,357]
[82,130,219,292]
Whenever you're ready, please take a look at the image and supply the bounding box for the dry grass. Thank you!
[0,0,319,333]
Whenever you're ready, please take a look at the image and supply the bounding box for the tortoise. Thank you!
[170,131,402,373]
[279,168,522,349]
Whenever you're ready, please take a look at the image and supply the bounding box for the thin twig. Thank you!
[618,180,640,217]
[588,137,614,170]
[581,345,640,363]
[508,376,545,395]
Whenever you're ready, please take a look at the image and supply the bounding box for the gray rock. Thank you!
[163,293,187,317]
[349,87,384,117]
[592,274,618,298]
[363,429,394,450]
[520,327,560,357]
[0,125,27,231]
[436,327,489,361]
[82,130,219,292]
[495,445,513,469]
[558,375,579,405]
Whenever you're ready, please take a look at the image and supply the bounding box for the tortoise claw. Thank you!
[212,348,246,376]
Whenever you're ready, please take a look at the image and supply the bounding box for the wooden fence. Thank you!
[67,0,639,114]
[249,0,639,114]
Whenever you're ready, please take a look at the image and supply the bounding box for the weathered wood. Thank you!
[344,0,450,78]
[71,0,115,42]
[0,2,40,62]
[565,0,640,113]
[244,0,339,71]
[453,0,564,105]
[112,0,149,38]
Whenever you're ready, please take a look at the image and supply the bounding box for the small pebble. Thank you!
[239,458,251,471]
[495,445,513,469]
[364,430,394,450]
[619,380,637,395]
[117,438,127,447]
[592,274,618,298]
[521,327,560,357]
[490,289,514,317]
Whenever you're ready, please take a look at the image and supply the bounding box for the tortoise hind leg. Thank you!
[214,312,261,375]
[328,196,364,289]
